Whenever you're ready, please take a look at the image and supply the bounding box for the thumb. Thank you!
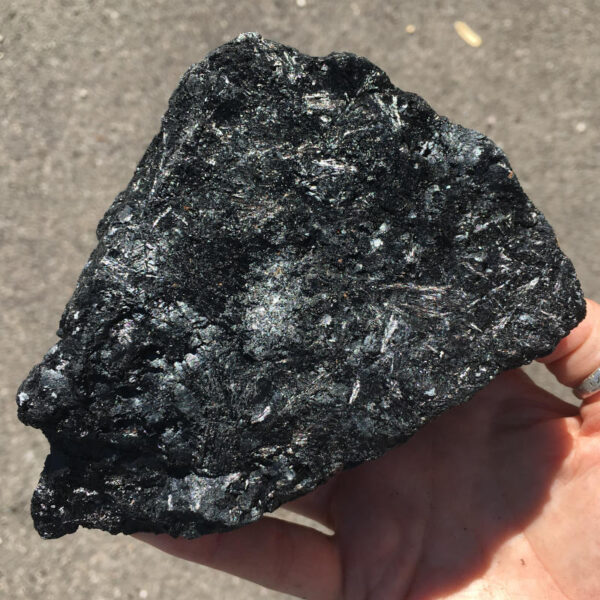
[538,298,600,433]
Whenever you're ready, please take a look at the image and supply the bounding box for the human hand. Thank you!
[134,299,600,599]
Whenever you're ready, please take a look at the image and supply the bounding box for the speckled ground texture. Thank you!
[16,32,585,540]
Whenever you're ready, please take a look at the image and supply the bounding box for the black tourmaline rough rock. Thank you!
[18,32,585,539]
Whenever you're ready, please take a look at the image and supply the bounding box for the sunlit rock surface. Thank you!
[17,33,585,539]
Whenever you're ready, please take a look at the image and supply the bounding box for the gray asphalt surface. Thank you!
[1,1,598,598]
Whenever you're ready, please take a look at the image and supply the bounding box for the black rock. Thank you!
[18,32,585,539]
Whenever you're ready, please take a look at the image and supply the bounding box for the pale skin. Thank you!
[134,299,600,599]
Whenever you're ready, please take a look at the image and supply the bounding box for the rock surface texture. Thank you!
[17,33,585,539]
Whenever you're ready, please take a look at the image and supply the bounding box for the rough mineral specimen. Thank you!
[17,32,585,539]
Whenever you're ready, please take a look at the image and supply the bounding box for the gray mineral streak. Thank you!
[17,32,585,539]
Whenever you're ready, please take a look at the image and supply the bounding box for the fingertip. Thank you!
[538,299,600,388]
[130,519,342,599]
